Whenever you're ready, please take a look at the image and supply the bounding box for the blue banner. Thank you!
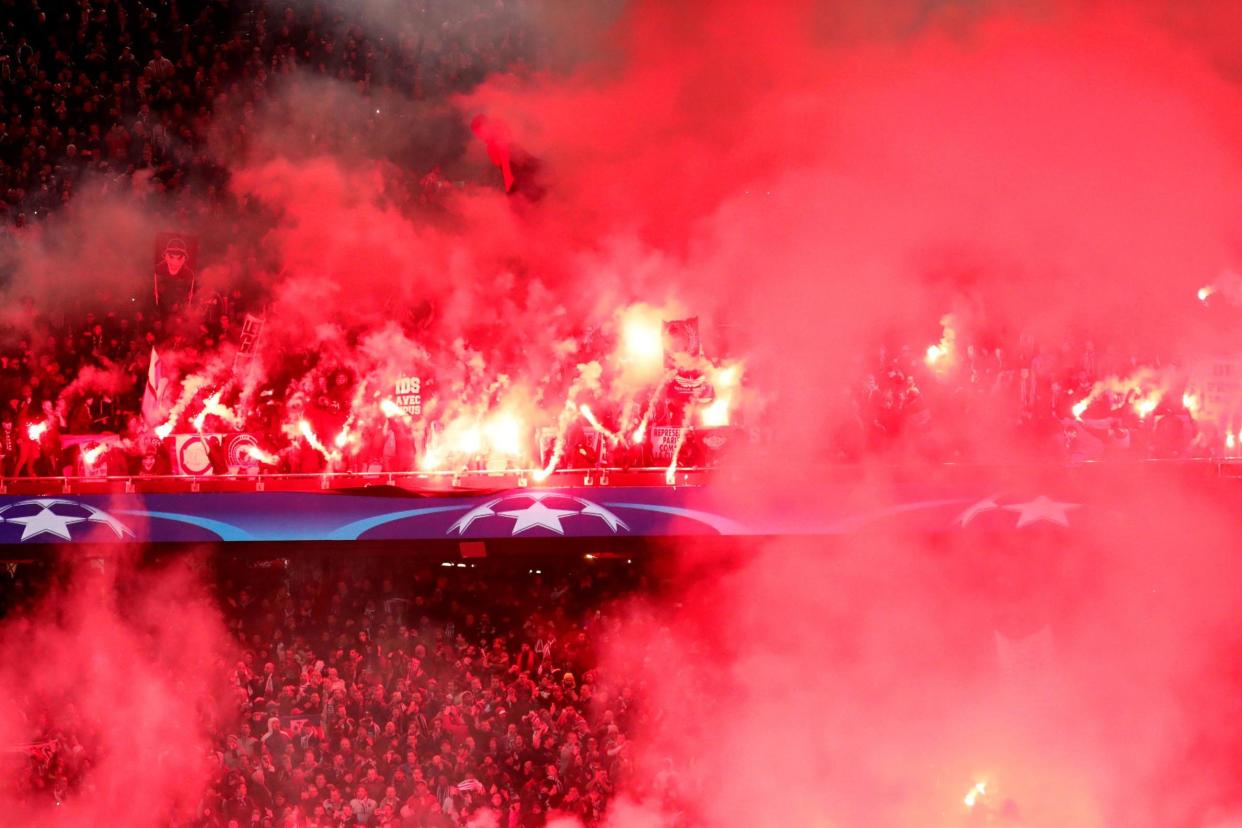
[0,488,750,545]
[0,476,1124,545]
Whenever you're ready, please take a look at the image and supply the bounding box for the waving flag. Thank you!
[141,348,170,426]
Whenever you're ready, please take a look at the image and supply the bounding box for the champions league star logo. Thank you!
[955,495,1081,529]
[448,492,629,537]
[0,499,133,542]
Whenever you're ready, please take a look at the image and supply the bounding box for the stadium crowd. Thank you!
[0,1,1216,474]
[13,555,665,827]
[843,339,1204,463]
[0,0,532,224]
[0,0,535,476]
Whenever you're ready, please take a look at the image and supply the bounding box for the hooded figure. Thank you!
[153,236,197,310]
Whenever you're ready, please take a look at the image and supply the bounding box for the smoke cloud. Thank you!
[0,543,234,826]
[8,0,1242,825]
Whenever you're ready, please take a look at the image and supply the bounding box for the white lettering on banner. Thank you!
[651,427,683,462]
[1191,360,1242,421]
[394,377,421,416]
[234,314,265,370]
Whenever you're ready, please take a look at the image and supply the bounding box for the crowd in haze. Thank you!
[0,0,534,475]
[12,555,666,827]
[0,0,532,225]
[0,0,1217,474]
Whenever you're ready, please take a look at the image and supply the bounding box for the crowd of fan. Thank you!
[1,0,533,226]
[0,2,1219,474]
[15,556,669,827]
[843,338,1204,462]
[0,0,537,476]
[0,281,253,475]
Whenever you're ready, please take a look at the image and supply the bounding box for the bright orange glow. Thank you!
[964,780,987,808]
[700,397,730,427]
[244,445,279,464]
[620,306,665,369]
[924,315,956,373]
[623,321,662,361]
[192,391,222,432]
[26,421,47,441]
[485,414,524,456]
[578,403,602,430]
[1198,285,1214,302]
[154,422,173,440]
[1133,390,1162,419]
[714,363,741,389]
[454,426,483,456]
[82,444,107,465]
[298,419,335,459]
[379,398,404,418]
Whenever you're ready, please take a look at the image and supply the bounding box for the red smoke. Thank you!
[9,0,1242,825]
[0,545,234,826]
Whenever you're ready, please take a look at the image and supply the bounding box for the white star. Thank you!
[1002,496,1080,528]
[498,501,578,535]
[576,500,628,533]
[448,500,501,535]
[84,507,133,538]
[7,506,86,540]
[956,495,1000,527]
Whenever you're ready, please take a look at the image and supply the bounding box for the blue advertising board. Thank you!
[0,472,1147,546]
[0,488,751,545]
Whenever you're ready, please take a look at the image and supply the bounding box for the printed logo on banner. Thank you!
[177,435,212,475]
[447,492,629,537]
[174,434,261,475]
[394,376,421,416]
[651,427,683,462]
[0,499,132,542]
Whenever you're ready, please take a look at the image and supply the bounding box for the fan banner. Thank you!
[651,427,683,462]
[0,468,1176,545]
[172,433,261,475]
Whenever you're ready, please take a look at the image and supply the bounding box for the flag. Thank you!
[662,317,701,367]
[234,313,266,370]
[142,348,169,426]
[664,318,707,397]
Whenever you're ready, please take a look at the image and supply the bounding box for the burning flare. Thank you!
[620,308,664,367]
[485,413,525,457]
[298,419,337,461]
[82,443,107,465]
[700,362,743,427]
[578,404,620,445]
[244,445,279,465]
[964,780,988,809]
[191,391,223,432]
[924,314,957,373]
[1132,389,1162,420]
